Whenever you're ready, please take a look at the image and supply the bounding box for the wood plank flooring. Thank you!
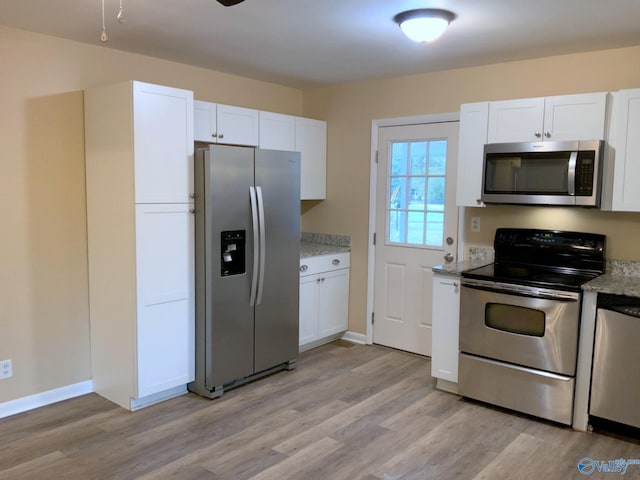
[2,342,640,479]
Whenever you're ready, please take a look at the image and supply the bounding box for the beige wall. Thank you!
[301,46,640,337]
[3,23,640,406]
[0,26,303,404]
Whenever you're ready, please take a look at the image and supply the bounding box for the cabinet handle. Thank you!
[300,265,308,272]
[476,198,482,205]
[332,259,340,265]
[544,131,551,138]
[534,131,542,138]
[189,208,195,214]
[189,193,195,199]
[212,133,218,138]
[218,133,224,139]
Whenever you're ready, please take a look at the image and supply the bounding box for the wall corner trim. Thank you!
[0,380,94,419]
[341,331,368,345]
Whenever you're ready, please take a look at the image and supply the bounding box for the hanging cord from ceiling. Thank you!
[100,0,108,42]
[100,0,125,43]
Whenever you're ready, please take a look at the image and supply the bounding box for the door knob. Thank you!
[446,237,454,246]
[444,253,454,263]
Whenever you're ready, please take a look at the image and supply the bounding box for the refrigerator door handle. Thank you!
[249,186,260,307]
[256,186,267,305]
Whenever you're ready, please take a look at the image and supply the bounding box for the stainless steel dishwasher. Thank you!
[590,293,640,428]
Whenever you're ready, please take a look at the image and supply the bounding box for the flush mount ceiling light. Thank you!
[394,8,456,43]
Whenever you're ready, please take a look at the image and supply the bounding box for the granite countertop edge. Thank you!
[432,259,492,276]
[300,232,352,258]
[582,273,640,298]
[300,242,351,258]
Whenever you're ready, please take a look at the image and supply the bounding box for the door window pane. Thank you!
[389,177,407,209]
[387,138,447,248]
[389,210,407,243]
[410,142,426,174]
[407,212,425,244]
[391,143,408,175]
[409,177,425,210]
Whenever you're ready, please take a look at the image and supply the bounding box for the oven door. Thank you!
[459,279,581,376]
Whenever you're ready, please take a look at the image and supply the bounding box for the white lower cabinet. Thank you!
[431,272,461,392]
[299,253,350,350]
[135,204,194,398]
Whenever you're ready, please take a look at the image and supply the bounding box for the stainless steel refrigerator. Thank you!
[188,144,300,399]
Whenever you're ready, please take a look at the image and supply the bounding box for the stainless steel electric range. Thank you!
[458,228,605,425]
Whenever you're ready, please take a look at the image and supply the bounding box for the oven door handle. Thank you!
[462,280,579,301]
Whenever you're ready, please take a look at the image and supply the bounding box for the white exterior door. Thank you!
[373,123,459,356]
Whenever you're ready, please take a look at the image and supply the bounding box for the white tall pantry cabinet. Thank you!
[84,81,195,410]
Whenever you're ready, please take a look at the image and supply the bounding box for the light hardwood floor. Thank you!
[2,342,640,480]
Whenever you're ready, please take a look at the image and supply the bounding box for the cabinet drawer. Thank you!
[299,253,350,276]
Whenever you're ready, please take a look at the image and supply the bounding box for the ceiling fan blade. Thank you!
[217,0,245,6]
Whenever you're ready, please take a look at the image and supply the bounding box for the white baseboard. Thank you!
[0,380,94,419]
[129,385,187,411]
[341,331,367,345]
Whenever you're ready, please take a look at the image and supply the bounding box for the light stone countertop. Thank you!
[301,242,350,258]
[581,259,640,298]
[300,232,351,259]
[582,274,640,298]
[432,259,493,276]
[432,246,494,276]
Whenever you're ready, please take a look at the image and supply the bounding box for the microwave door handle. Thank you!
[567,151,578,196]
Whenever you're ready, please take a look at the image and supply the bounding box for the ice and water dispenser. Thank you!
[221,230,246,276]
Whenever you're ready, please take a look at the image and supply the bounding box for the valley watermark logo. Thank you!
[578,457,640,476]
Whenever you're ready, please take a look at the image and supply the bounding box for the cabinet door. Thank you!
[194,100,217,142]
[318,268,349,338]
[299,274,320,346]
[259,111,296,150]
[135,204,194,398]
[543,92,607,141]
[216,104,259,146]
[487,97,544,143]
[295,117,327,200]
[133,82,194,203]
[607,89,640,211]
[456,102,489,207]
[431,274,460,383]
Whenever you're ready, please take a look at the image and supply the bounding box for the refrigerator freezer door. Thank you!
[254,149,301,373]
[205,145,256,386]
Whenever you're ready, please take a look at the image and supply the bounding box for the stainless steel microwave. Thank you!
[481,140,603,207]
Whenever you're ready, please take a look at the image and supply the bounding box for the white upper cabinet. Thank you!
[259,111,296,150]
[194,100,259,146]
[194,100,217,143]
[198,101,328,200]
[133,82,194,203]
[488,97,545,143]
[488,92,608,143]
[602,88,640,211]
[456,102,489,207]
[296,117,327,200]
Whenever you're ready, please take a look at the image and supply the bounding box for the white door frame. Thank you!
[366,113,465,345]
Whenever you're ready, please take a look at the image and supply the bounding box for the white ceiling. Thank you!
[2,0,640,88]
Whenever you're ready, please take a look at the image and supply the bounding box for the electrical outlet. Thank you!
[471,217,481,233]
[0,359,13,380]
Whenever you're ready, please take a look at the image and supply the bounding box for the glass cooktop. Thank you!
[462,263,601,291]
